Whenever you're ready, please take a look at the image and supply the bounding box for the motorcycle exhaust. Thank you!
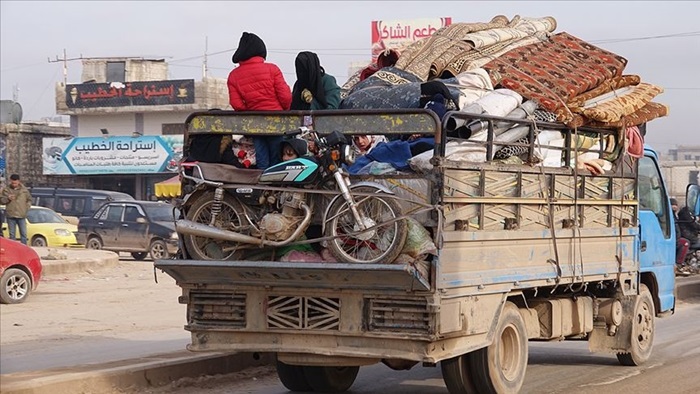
[176,203,312,247]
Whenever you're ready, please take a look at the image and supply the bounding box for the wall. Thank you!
[660,161,700,202]
[80,59,168,83]
[1,122,88,188]
[143,112,190,135]
[73,113,137,137]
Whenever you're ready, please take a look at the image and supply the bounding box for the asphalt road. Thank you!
[144,300,700,394]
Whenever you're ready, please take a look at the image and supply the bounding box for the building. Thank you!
[49,57,229,199]
[659,145,700,203]
[1,117,75,187]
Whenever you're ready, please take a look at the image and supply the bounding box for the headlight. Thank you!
[54,229,72,236]
[170,232,179,240]
[343,145,356,165]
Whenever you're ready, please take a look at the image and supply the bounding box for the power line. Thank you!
[590,31,700,44]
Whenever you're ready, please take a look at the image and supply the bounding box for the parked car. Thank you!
[1,206,82,247]
[0,238,42,304]
[30,187,134,225]
[76,201,179,260]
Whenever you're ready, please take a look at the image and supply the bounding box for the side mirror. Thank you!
[686,184,700,216]
[136,217,147,224]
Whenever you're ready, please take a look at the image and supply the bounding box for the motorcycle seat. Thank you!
[196,162,263,184]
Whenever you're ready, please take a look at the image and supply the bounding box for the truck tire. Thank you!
[275,359,312,392]
[617,284,655,366]
[325,186,407,264]
[470,302,528,394]
[442,352,479,394]
[302,365,359,393]
[0,268,31,304]
[183,191,246,261]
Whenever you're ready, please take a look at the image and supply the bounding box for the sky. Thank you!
[1,1,698,152]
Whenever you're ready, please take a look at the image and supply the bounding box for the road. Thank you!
[0,255,188,374]
[143,300,700,394]
[2,256,698,393]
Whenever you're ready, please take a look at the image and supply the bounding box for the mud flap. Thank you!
[588,294,636,354]
[155,260,430,292]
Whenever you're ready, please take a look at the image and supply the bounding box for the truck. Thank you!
[155,108,698,393]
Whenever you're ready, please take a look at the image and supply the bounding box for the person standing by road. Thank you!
[0,174,32,245]
[227,32,292,169]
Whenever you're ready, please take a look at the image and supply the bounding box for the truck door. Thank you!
[638,153,675,312]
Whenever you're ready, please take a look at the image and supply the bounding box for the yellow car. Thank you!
[1,206,82,248]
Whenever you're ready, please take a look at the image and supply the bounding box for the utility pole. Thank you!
[202,36,208,79]
[48,49,81,85]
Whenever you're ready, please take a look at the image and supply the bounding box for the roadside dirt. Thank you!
[0,259,187,373]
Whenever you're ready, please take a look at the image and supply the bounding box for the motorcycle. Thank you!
[175,127,408,264]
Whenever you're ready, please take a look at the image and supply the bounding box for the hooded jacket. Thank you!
[227,32,292,111]
[291,51,341,111]
[0,182,32,218]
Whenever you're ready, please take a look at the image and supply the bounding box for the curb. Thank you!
[0,351,274,394]
[34,248,120,276]
[676,275,700,301]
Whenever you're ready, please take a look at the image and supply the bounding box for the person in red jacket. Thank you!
[228,32,292,169]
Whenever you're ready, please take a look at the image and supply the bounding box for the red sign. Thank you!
[371,17,452,62]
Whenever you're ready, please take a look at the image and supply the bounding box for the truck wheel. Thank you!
[442,352,478,394]
[183,191,246,260]
[470,302,528,394]
[1,268,31,304]
[275,359,312,392]
[149,240,169,260]
[617,284,655,366]
[303,365,359,393]
[325,186,407,264]
[86,236,102,250]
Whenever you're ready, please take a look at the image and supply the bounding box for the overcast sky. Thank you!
[1,1,698,151]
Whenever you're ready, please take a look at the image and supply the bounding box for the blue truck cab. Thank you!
[638,146,677,314]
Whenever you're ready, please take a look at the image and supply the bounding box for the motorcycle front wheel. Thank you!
[183,190,247,260]
[325,186,407,264]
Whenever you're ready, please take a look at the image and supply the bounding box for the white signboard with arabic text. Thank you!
[42,135,183,175]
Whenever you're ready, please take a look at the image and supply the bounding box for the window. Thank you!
[106,62,125,83]
[124,206,143,222]
[684,154,692,160]
[638,156,671,238]
[106,205,124,222]
[36,196,54,210]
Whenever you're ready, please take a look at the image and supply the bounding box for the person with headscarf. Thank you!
[290,51,341,110]
[227,32,292,169]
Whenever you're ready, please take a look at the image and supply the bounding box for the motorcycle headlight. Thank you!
[343,145,356,165]
[54,229,72,236]
[170,232,179,240]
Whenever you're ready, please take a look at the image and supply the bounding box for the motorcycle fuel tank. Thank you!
[259,157,319,185]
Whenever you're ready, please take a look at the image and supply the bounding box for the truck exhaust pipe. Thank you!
[175,203,312,248]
